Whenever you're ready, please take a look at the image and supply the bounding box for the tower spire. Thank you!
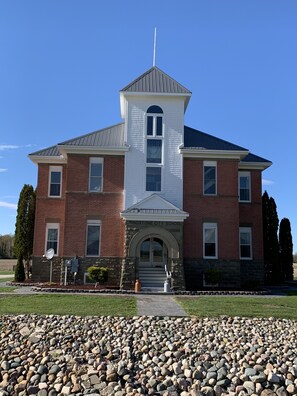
[153,27,157,67]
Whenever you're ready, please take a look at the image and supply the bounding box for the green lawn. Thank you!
[176,296,297,319]
[0,270,14,275]
[0,294,137,316]
[0,286,16,293]
[0,277,14,283]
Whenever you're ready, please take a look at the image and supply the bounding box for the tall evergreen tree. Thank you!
[262,191,280,284]
[14,184,36,279]
[279,218,293,281]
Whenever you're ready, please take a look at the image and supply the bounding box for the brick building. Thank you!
[29,66,271,290]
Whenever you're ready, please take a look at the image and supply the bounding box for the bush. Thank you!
[87,266,108,284]
[15,256,25,282]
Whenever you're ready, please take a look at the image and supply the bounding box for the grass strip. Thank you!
[176,296,297,320]
[0,277,14,283]
[0,270,14,275]
[0,294,137,317]
[0,287,16,293]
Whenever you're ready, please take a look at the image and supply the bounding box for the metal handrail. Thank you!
[164,264,171,279]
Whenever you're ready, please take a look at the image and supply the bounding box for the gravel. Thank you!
[1,315,297,395]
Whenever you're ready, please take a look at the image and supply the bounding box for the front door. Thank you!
[140,237,166,267]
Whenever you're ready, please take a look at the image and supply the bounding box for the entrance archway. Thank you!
[128,226,180,289]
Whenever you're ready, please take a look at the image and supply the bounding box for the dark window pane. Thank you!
[205,243,216,257]
[86,225,100,256]
[50,171,61,196]
[241,245,251,258]
[156,117,163,136]
[147,139,162,163]
[90,163,102,191]
[50,184,60,196]
[47,228,58,254]
[204,166,216,195]
[146,167,161,191]
[51,171,61,184]
[147,105,163,114]
[147,116,153,135]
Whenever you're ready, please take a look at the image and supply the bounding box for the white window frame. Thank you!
[203,222,218,259]
[239,227,252,260]
[48,166,62,198]
[238,171,251,202]
[145,107,164,192]
[86,220,101,257]
[45,223,60,256]
[89,157,103,192]
[203,161,217,196]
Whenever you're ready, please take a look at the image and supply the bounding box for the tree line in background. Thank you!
[262,191,294,284]
[0,234,14,258]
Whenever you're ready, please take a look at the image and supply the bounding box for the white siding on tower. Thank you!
[124,95,184,210]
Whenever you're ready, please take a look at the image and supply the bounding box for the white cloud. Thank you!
[0,144,35,151]
[262,179,274,186]
[0,201,17,210]
[0,145,19,151]
[0,168,7,173]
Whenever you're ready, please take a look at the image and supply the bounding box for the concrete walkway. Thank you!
[136,294,188,316]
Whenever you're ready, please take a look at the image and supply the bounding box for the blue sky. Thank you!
[0,1,296,251]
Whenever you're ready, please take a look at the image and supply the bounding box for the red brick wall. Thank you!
[33,163,66,256]
[183,159,240,260]
[33,155,125,258]
[183,159,264,261]
[239,170,264,259]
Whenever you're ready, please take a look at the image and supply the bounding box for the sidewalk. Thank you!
[136,294,188,316]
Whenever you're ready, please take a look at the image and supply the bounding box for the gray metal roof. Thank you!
[183,126,271,164]
[29,145,61,157]
[58,122,126,147]
[184,126,248,151]
[29,123,126,157]
[121,66,191,94]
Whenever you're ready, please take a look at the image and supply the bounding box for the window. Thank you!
[49,166,62,197]
[146,105,163,137]
[239,172,251,202]
[89,158,103,192]
[147,139,162,163]
[203,223,218,259]
[45,223,59,255]
[240,227,252,259]
[204,161,217,195]
[146,167,161,191]
[86,220,101,256]
[146,105,163,192]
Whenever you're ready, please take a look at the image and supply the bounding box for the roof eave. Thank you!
[57,145,129,157]
[120,212,189,222]
[239,161,273,171]
[180,148,249,160]
[28,154,67,165]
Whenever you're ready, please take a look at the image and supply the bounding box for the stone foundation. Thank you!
[32,256,123,287]
[184,259,265,290]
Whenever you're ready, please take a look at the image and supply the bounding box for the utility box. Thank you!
[71,258,79,273]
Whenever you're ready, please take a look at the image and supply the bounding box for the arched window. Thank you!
[146,105,163,136]
[145,105,163,191]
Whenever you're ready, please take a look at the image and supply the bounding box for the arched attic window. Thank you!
[146,105,163,136]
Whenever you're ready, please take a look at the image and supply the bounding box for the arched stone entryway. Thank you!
[120,221,185,290]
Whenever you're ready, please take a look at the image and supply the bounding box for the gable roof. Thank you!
[120,66,191,95]
[182,125,271,168]
[58,122,126,148]
[121,194,189,222]
[183,126,248,151]
[29,123,128,164]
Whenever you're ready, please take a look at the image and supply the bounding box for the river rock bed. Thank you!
[0,315,297,396]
